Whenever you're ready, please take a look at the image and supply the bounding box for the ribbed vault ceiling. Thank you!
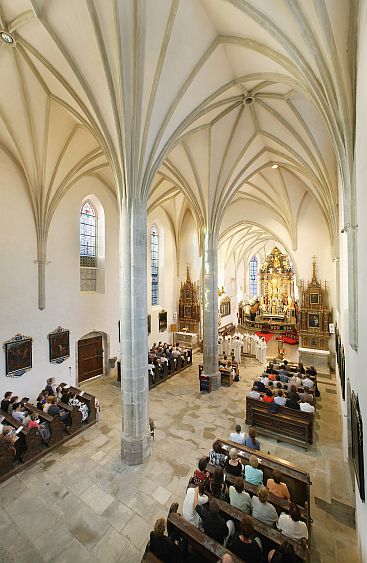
[0,0,354,266]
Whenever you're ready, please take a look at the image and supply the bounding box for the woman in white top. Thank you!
[182,484,208,527]
[277,502,308,541]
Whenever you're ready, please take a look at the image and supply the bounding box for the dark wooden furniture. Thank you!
[69,387,97,423]
[206,492,309,561]
[149,349,192,390]
[245,397,314,447]
[214,438,311,529]
[0,410,43,462]
[0,436,15,476]
[166,512,243,562]
[77,335,103,382]
[24,403,64,446]
[220,367,233,387]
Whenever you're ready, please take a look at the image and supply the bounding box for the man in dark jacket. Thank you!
[195,499,230,545]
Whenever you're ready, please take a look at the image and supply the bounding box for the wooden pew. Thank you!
[206,492,309,561]
[0,434,15,476]
[166,512,242,563]
[214,439,311,529]
[59,401,82,434]
[0,409,43,461]
[69,387,96,424]
[220,367,233,387]
[148,349,192,390]
[24,403,65,447]
[245,397,314,447]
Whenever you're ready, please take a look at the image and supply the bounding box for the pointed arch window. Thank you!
[80,200,97,291]
[249,255,258,298]
[151,224,159,305]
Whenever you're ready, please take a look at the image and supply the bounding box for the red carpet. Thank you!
[276,335,298,345]
[255,332,273,344]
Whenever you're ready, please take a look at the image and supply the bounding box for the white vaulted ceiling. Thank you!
[0,0,354,263]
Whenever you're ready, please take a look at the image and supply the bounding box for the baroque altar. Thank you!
[258,246,295,320]
[177,266,200,336]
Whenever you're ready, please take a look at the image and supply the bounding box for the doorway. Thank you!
[77,335,104,383]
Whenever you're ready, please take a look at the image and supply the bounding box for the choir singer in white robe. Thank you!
[233,337,242,364]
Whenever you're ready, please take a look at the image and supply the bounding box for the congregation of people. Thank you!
[148,341,191,383]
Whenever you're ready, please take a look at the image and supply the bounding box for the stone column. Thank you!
[202,230,221,390]
[120,197,151,464]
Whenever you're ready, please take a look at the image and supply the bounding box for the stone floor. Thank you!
[0,344,360,563]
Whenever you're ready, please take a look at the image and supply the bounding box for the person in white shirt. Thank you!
[274,390,287,406]
[277,503,308,541]
[249,386,261,400]
[229,424,245,445]
[182,484,208,527]
[233,337,242,364]
[299,397,315,413]
[302,376,314,389]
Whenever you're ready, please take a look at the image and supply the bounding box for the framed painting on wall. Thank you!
[4,334,32,377]
[159,311,167,332]
[308,313,320,328]
[48,327,70,364]
[310,293,319,305]
[351,392,365,501]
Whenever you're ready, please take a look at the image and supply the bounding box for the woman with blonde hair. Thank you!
[251,485,278,527]
[224,447,243,477]
[244,455,263,486]
[149,517,181,561]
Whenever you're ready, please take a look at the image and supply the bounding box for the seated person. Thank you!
[7,396,19,415]
[45,377,56,396]
[210,467,226,500]
[299,396,315,413]
[288,373,302,389]
[224,447,243,477]
[300,387,314,404]
[149,517,181,562]
[1,391,12,413]
[259,373,269,387]
[255,378,266,393]
[229,424,245,445]
[306,365,317,377]
[244,426,261,451]
[297,362,306,375]
[195,498,233,545]
[244,455,263,486]
[274,390,287,406]
[11,403,26,423]
[277,502,308,542]
[193,457,209,486]
[267,470,291,500]
[268,540,297,563]
[209,440,227,467]
[262,389,274,403]
[182,483,208,526]
[266,363,275,374]
[27,412,51,442]
[278,370,289,383]
[68,393,89,421]
[249,385,261,400]
[229,514,262,562]
[286,392,300,410]
[251,485,278,527]
[302,375,314,390]
[268,372,277,381]
[228,477,251,513]
[47,396,71,426]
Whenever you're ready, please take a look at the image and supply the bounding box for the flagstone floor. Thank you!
[0,345,359,563]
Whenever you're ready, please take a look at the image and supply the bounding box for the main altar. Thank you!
[241,247,297,333]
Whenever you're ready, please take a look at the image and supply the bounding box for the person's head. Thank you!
[272,470,282,484]
[257,485,269,503]
[198,457,208,472]
[60,382,67,389]
[1,426,12,436]
[248,427,257,443]
[30,412,38,422]
[234,477,244,493]
[48,396,56,405]
[280,365,285,370]
[4,391,12,399]
[268,381,273,388]
[303,395,311,404]
[239,514,255,539]
[277,390,283,397]
[222,554,234,563]
[298,362,303,369]
[10,396,19,405]
[209,499,219,514]
[212,440,222,454]
[289,502,301,522]
[43,390,49,398]
[47,377,55,385]
[249,455,259,469]
[276,382,282,389]
[276,376,281,382]
[153,518,166,536]
[252,385,259,392]
[13,402,21,411]
[214,467,224,483]
[284,360,288,366]
[229,447,238,461]
[168,502,179,516]
[303,387,310,394]
[235,424,241,433]
[269,363,273,369]
[266,389,273,397]
[37,393,44,402]
[290,385,297,393]
[289,392,298,403]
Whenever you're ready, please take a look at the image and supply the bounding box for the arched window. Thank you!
[151,224,159,305]
[80,200,97,291]
[249,255,258,298]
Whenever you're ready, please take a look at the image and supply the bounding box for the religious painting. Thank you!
[48,327,70,363]
[147,314,151,335]
[310,293,319,305]
[4,334,32,377]
[184,305,191,318]
[308,313,320,328]
[159,311,167,332]
[220,296,231,317]
[351,392,365,501]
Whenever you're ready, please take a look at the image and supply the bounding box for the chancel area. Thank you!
[0,1,366,562]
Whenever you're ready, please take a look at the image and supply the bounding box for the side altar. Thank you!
[177,266,200,336]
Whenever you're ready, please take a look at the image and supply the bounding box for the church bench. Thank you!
[214,438,311,520]
[24,403,65,446]
[166,512,243,562]
[205,463,308,524]
[149,349,192,390]
[58,401,83,433]
[205,492,309,561]
[0,434,16,477]
[141,551,162,563]
[69,387,97,423]
[220,367,233,387]
[0,409,43,462]
[245,397,314,446]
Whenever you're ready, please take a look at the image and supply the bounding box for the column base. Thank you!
[202,372,221,391]
[121,431,152,465]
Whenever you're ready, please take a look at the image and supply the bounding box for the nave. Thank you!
[0,350,358,563]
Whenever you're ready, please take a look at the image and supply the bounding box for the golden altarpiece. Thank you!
[177,266,200,335]
[298,259,332,374]
[258,247,295,318]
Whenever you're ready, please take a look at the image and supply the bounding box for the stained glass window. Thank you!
[151,224,159,305]
[80,201,97,291]
[249,255,258,298]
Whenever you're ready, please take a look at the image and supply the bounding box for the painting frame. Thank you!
[351,392,365,501]
[48,326,70,364]
[4,333,33,377]
[310,293,319,305]
[159,310,167,332]
[308,312,320,328]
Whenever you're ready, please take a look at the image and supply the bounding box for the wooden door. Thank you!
[78,336,103,382]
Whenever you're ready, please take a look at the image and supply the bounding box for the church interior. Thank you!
[0,0,366,561]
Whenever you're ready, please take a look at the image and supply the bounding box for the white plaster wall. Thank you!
[0,160,120,403]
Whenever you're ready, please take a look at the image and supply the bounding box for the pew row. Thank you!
[149,349,192,390]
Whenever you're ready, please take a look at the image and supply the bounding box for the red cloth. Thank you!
[263,395,274,403]
[255,332,273,344]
